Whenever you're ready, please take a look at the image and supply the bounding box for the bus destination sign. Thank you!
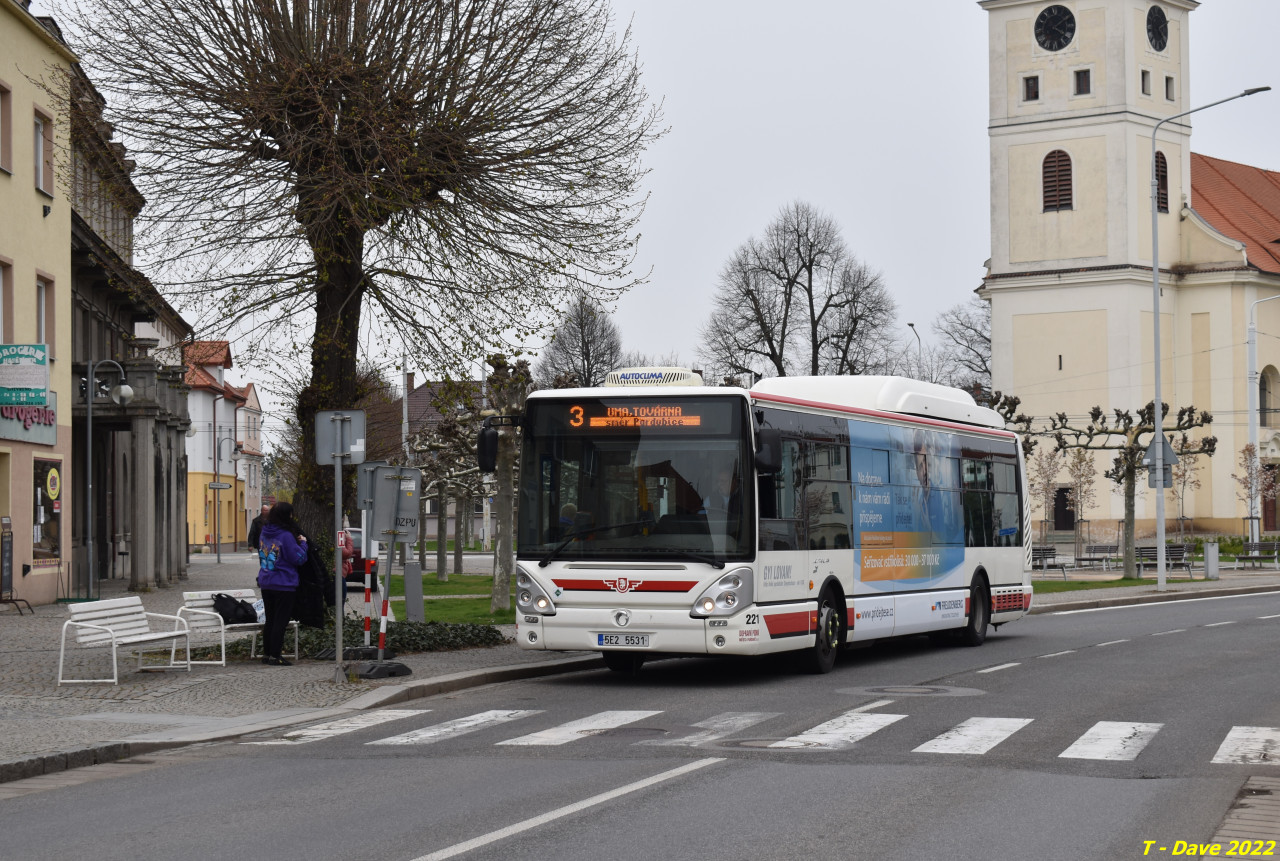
[551,398,738,434]
[573,404,701,429]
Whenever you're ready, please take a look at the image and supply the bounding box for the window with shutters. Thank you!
[0,79,11,174]
[1042,150,1073,212]
[33,106,53,195]
[1155,151,1169,213]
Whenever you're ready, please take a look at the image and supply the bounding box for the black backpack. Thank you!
[212,593,258,625]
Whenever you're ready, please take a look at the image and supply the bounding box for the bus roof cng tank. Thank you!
[603,367,705,387]
[750,375,1005,429]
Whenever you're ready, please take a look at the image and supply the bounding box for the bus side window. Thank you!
[759,439,803,551]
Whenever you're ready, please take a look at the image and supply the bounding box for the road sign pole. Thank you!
[379,469,405,662]
[332,414,346,684]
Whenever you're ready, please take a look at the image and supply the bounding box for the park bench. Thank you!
[1235,541,1280,569]
[1134,544,1195,578]
[1031,546,1066,577]
[178,589,298,666]
[58,595,190,685]
[1075,544,1120,571]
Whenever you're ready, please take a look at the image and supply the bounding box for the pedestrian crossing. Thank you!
[245,707,1280,765]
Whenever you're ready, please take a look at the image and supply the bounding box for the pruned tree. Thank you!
[534,294,624,389]
[933,295,992,394]
[485,355,532,613]
[1064,448,1098,552]
[1231,443,1277,538]
[1026,447,1062,544]
[698,201,894,381]
[1169,433,1205,540]
[1049,403,1216,577]
[65,0,662,544]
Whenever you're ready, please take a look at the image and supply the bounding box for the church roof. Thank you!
[1191,153,1280,275]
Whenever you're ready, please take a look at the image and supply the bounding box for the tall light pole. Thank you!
[1247,294,1280,541]
[907,322,922,371]
[1150,86,1270,590]
[84,360,134,600]
[214,435,241,564]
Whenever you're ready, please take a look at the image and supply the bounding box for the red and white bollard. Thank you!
[363,559,374,648]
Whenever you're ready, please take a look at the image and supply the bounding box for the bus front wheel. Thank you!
[961,577,990,647]
[806,588,844,674]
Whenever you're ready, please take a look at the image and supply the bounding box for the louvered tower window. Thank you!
[1155,151,1169,213]
[1042,150,1073,212]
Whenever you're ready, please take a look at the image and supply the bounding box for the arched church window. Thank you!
[1042,150,1073,212]
[1156,151,1169,213]
[1262,366,1280,428]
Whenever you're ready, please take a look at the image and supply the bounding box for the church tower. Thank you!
[979,0,1280,535]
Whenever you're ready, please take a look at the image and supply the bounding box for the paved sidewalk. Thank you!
[1,553,1277,785]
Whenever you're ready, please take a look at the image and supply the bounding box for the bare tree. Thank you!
[1169,433,1205,540]
[1064,448,1098,552]
[933,295,992,393]
[698,201,894,380]
[1026,448,1062,544]
[1231,443,1277,537]
[64,0,662,541]
[485,355,532,613]
[1050,403,1216,577]
[534,294,624,389]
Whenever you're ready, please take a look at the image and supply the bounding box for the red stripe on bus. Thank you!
[765,611,814,638]
[550,579,698,593]
[750,392,1017,438]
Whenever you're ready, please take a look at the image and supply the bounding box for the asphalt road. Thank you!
[4,591,1279,861]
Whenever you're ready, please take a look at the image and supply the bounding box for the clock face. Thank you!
[1035,4,1076,52]
[1147,6,1169,51]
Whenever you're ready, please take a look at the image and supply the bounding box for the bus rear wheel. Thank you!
[602,651,645,675]
[806,588,844,674]
[961,577,990,647]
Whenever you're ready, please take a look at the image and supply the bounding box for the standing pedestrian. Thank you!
[248,504,271,550]
[256,502,308,666]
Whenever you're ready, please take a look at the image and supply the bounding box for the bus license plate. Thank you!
[597,634,649,648]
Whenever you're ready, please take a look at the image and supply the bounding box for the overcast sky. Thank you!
[605,0,1280,366]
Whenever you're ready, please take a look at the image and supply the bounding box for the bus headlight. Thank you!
[690,567,754,618]
[515,566,556,616]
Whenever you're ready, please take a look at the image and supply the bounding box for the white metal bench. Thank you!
[177,589,298,666]
[58,596,191,685]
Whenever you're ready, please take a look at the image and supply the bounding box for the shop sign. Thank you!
[0,391,57,446]
[0,345,49,406]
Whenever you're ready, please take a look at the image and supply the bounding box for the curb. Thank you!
[1031,582,1280,614]
[0,654,604,786]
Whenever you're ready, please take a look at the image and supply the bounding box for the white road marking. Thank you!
[1212,726,1280,765]
[497,710,662,746]
[1059,721,1164,761]
[640,711,779,747]
[246,710,424,745]
[1039,650,1076,658]
[913,717,1033,755]
[978,662,1020,673]
[1052,591,1280,615]
[1259,613,1280,620]
[369,710,541,746]
[1095,639,1129,647]
[770,710,907,750]
[850,699,895,713]
[413,757,724,861]
[1203,621,1237,627]
[1151,629,1185,636]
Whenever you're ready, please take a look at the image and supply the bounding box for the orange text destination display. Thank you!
[568,404,703,429]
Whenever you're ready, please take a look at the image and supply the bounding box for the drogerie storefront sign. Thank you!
[0,392,57,446]
[0,344,49,406]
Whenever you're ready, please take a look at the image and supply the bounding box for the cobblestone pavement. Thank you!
[0,551,1276,778]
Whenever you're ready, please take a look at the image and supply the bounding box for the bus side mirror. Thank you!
[477,425,499,473]
[755,428,781,474]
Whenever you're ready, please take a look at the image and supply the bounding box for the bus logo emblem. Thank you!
[604,577,643,594]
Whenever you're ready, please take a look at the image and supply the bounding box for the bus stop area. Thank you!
[0,552,1277,792]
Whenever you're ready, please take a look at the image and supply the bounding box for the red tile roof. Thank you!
[1191,153,1280,275]
[183,340,233,369]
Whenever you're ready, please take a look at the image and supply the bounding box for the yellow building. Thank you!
[183,341,248,552]
[980,0,1280,537]
[0,0,75,606]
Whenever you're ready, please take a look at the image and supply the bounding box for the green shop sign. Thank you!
[0,345,49,406]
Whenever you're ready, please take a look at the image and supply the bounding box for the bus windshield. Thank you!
[517,395,755,563]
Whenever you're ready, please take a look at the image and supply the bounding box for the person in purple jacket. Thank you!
[256,502,309,666]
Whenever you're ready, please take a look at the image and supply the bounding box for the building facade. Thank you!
[183,341,248,552]
[0,0,76,605]
[980,0,1280,536]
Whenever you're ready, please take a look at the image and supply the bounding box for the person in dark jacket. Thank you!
[248,504,270,550]
[256,502,308,665]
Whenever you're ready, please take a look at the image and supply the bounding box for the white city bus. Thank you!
[502,369,1031,673]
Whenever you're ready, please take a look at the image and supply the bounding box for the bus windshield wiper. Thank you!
[537,519,655,567]
[631,547,725,569]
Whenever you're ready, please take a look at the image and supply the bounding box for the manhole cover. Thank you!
[837,685,984,697]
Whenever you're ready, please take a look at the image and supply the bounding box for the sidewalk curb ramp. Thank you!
[0,654,603,785]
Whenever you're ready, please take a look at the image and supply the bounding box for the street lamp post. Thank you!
[214,435,241,564]
[84,360,134,600]
[1247,294,1280,541]
[1149,86,1270,591]
[907,322,922,370]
